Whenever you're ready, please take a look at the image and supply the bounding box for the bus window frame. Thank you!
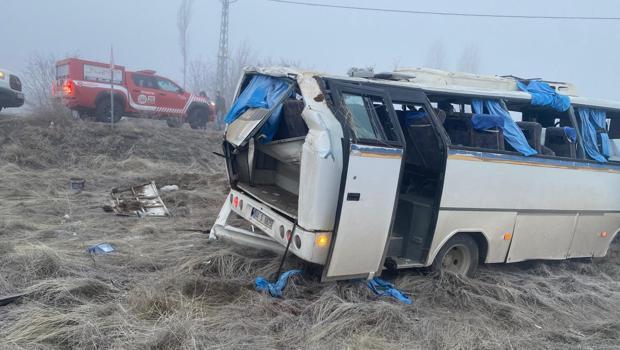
[330,82,406,148]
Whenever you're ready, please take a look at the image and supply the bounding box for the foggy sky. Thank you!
[2,0,620,101]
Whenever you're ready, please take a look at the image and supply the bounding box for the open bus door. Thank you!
[322,82,405,281]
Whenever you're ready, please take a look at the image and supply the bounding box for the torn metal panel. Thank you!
[110,181,170,217]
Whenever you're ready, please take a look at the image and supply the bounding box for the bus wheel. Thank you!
[432,235,479,277]
[95,99,122,123]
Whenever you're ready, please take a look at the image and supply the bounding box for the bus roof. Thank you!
[248,66,620,113]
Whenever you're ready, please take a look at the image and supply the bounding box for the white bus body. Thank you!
[211,67,620,281]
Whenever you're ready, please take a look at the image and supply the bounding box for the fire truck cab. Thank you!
[54,58,214,128]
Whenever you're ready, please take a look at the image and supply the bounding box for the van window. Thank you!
[56,64,69,79]
[132,74,157,89]
[157,78,182,93]
[342,93,398,143]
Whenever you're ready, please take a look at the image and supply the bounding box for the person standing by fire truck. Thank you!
[215,90,226,130]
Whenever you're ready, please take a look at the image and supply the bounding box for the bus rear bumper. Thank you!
[209,190,331,265]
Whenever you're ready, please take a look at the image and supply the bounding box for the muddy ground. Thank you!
[0,113,618,350]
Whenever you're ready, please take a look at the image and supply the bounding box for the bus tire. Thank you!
[188,108,208,130]
[432,235,479,277]
[95,98,123,123]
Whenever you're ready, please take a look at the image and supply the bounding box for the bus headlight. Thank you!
[316,233,330,248]
[0,71,4,80]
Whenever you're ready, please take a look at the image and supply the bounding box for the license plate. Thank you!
[251,207,274,229]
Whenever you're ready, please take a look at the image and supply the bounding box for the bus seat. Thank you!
[273,99,308,140]
[514,121,542,152]
[473,128,505,151]
[545,127,576,158]
[444,114,504,150]
[444,115,472,147]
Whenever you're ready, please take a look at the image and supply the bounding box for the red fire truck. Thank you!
[54,58,214,128]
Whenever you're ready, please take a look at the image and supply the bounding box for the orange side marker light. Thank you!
[503,232,513,241]
[601,231,608,238]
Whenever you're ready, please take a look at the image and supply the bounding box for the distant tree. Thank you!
[22,53,66,114]
[224,41,259,99]
[187,41,307,103]
[177,0,194,89]
[458,44,481,74]
[425,41,447,69]
[187,59,215,96]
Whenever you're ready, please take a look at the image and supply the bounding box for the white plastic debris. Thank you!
[160,185,179,193]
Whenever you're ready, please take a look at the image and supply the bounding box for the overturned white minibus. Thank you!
[210,67,620,281]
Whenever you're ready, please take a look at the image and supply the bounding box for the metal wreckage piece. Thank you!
[109,181,170,217]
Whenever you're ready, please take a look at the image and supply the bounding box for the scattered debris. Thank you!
[87,243,115,255]
[175,228,211,234]
[367,277,412,305]
[109,181,170,217]
[0,293,26,307]
[160,185,179,193]
[255,269,303,298]
[69,177,85,194]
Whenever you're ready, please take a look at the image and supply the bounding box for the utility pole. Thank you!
[216,0,235,98]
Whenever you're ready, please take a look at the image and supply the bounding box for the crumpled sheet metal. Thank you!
[110,181,170,217]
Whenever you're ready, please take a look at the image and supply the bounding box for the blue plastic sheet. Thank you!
[87,243,115,255]
[403,111,427,126]
[577,108,608,162]
[224,75,291,143]
[517,80,571,112]
[471,114,504,131]
[472,99,538,156]
[563,127,577,143]
[255,269,303,298]
[367,277,412,304]
[591,109,611,158]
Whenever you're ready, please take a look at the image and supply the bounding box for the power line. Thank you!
[265,0,620,21]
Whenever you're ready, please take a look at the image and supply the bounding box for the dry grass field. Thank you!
[0,113,618,349]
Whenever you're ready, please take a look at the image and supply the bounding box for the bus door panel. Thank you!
[507,213,576,262]
[323,83,405,281]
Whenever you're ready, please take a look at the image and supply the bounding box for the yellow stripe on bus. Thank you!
[448,154,620,174]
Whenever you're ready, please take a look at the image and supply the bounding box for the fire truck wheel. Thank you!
[188,108,208,130]
[95,99,123,123]
[166,117,183,128]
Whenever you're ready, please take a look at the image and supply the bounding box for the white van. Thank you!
[210,67,620,281]
[0,68,25,112]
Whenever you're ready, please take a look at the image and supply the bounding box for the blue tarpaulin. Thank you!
[367,277,412,304]
[87,243,115,255]
[255,269,303,298]
[472,99,538,156]
[224,75,291,143]
[403,111,427,126]
[578,108,609,163]
[517,80,571,112]
[563,127,577,143]
[471,114,504,131]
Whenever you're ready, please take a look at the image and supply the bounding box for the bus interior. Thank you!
[229,83,308,219]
